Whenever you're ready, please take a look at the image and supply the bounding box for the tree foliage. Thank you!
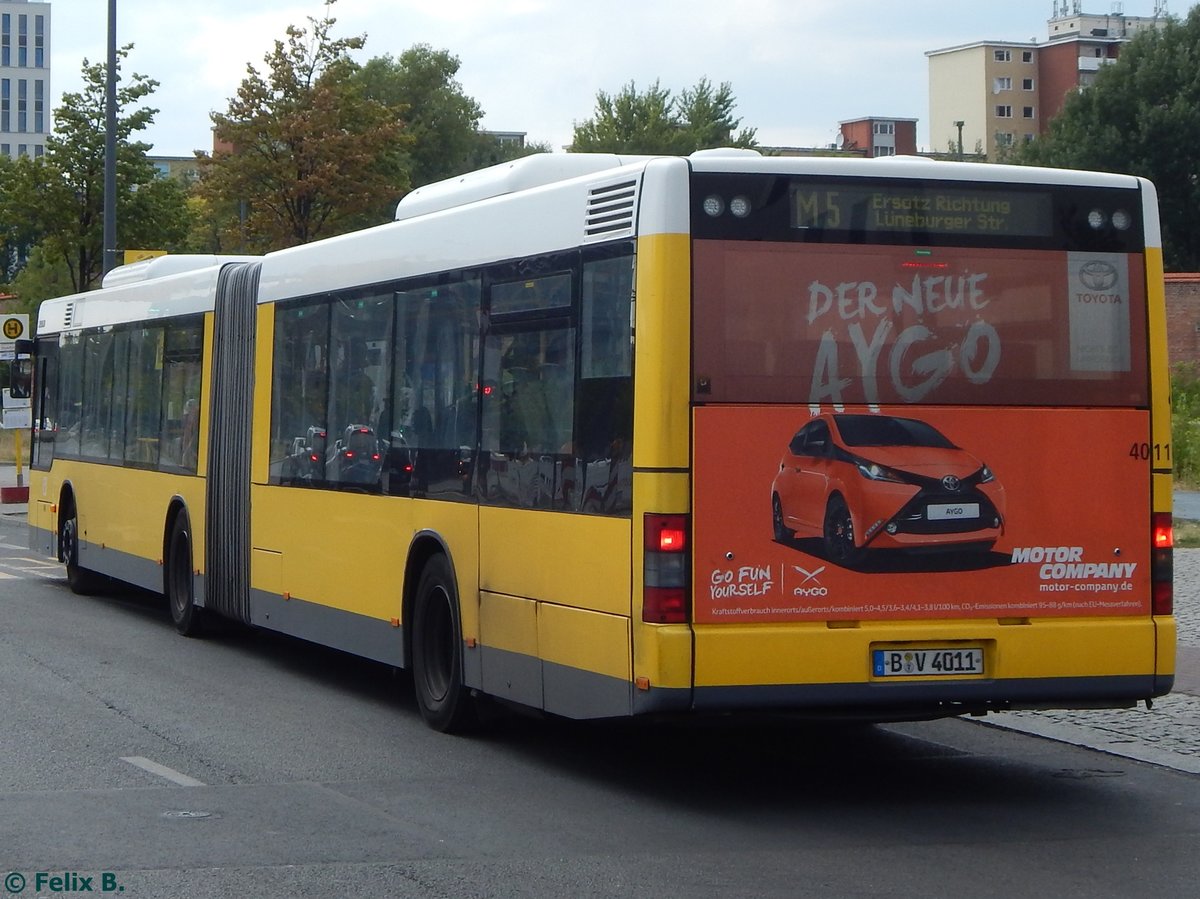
[0,46,191,303]
[570,78,757,154]
[1010,7,1200,270]
[355,45,483,188]
[197,3,408,252]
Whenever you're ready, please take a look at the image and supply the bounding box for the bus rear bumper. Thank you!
[682,673,1167,720]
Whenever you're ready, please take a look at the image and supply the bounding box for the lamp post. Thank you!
[103,0,118,276]
[954,120,965,160]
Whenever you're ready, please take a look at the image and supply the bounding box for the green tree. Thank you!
[676,79,758,150]
[462,134,553,172]
[196,3,408,252]
[355,46,483,188]
[1010,8,1200,270]
[569,78,757,154]
[0,46,191,301]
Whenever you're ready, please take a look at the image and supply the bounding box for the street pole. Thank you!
[103,0,118,277]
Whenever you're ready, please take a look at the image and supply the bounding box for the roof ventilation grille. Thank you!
[585,179,638,239]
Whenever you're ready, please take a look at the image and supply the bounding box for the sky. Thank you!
[46,0,1188,158]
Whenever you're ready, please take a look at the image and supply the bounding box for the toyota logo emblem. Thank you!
[1079,260,1119,290]
[941,475,961,492]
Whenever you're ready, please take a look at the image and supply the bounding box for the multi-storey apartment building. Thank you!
[927,3,1166,159]
[0,0,49,160]
[838,117,918,157]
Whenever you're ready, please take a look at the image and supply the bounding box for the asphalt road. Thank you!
[1,512,1198,898]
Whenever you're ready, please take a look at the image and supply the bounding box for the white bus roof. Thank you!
[37,258,254,335]
[36,152,1154,333]
[100,254,259,289]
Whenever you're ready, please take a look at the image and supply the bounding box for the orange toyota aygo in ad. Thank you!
[770,413,1006,566]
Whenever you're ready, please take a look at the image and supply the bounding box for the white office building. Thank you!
[0,0,49,160]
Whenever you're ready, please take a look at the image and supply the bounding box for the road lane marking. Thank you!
[121,756,206,787]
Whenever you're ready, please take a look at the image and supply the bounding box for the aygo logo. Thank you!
[792,564,829,597]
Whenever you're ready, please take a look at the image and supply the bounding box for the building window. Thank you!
[873,121,894,135]
[1023,78,1035,90]
[995,105,1013,118]
[994,77,1012,91]
[1022,50,1034,63]
[994,49,1012,62]
[17,14,25,68]
[996,132,1015,148]
[17,79,26,132]
[1023,107,1036,119]
[33,79,42,133]
[1,79,9,133]
[34,16,42,68]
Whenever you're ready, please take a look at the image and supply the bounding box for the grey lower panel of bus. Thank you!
[247,588,405,668]
[478,645,652,719]
[33,525,165,596]
[29,523,53,560]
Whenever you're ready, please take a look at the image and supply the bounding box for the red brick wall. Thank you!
[1165,274,1200,369]
[839,121,872,154]
[1037,42,1081,127]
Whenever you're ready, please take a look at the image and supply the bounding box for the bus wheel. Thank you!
[61,509,104,596]
[167,513,204,637]
[411,554,476,733]
[823,494,862,566]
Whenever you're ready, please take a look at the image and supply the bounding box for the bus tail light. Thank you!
[644,513,690,624]
[1152,512,1173,616]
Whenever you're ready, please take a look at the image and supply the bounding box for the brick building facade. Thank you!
[1166,274,1200,369]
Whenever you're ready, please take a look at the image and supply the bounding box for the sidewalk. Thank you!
[1,464,1196,773]
[0,460,29,516]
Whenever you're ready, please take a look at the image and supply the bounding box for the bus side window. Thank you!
[577,253,634,515]
[326,293,393,491]
[270,301,330,486]
[395,280,481,499]
[31,338,58,470]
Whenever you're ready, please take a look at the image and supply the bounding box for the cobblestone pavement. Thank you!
[982,547,1200,775]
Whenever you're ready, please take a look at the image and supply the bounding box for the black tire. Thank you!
[411,554,476,733]
[823,494,862,566]
[60,506,104,595]
[167,513,204,636]
[772,494,794,542]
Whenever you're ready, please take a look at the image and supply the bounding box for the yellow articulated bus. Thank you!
[22,151,1174,731]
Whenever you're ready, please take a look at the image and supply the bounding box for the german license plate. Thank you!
[927,503,980,521]
[872,647,985,678]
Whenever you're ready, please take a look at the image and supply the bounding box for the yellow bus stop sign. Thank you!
[0,313,28,359]
[124,249,167,265]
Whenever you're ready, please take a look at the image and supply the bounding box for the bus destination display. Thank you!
[790,184,1053,238]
